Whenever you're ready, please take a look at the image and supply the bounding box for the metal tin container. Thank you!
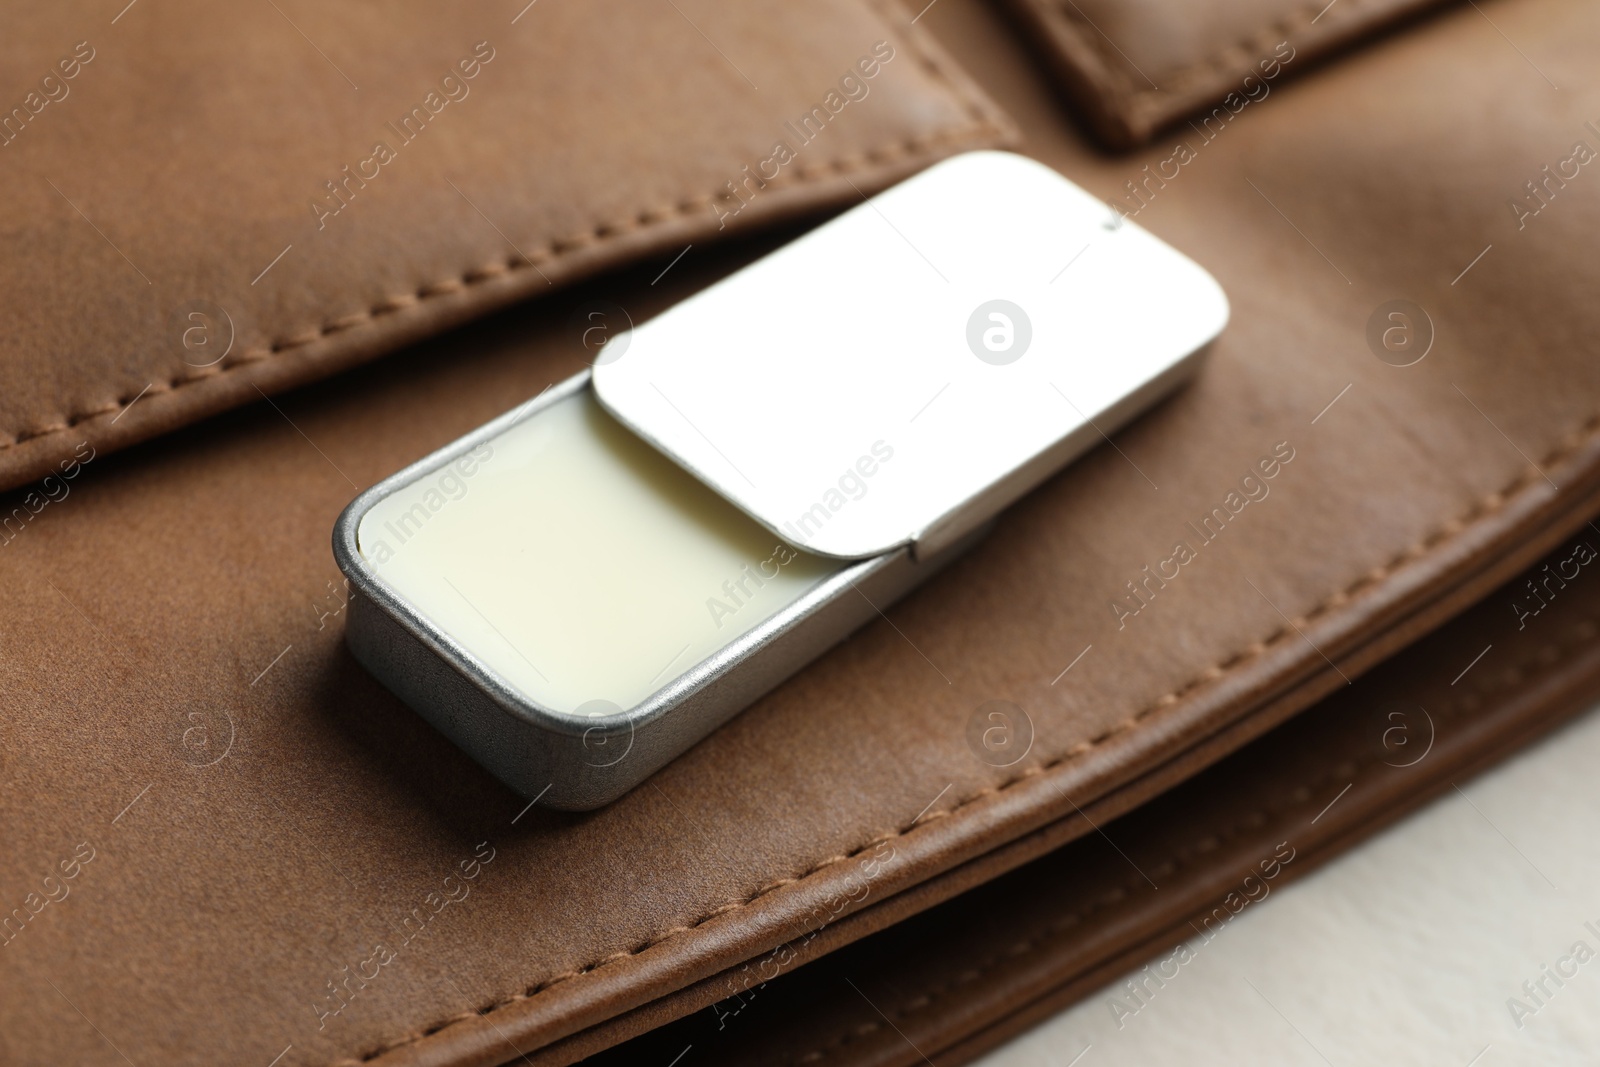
[335,151,1228,810]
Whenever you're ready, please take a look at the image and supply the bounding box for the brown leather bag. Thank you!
[3,1,1595,1065]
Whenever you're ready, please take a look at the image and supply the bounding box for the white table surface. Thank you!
[977,701,1600,1067]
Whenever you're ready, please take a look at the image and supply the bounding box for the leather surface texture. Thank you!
[0,0,1008,495]
[3,0,1598,1066]
[999,0,1454,146]
[585,527,1600,1066]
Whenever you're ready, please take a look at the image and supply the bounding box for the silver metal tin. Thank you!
[333,371,983,810]
[334,152,1228,810]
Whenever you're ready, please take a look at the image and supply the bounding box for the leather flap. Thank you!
[0,0,1009,494]
[1001,0,1452,146]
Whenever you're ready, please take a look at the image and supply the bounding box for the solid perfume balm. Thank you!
[357,390,842,716]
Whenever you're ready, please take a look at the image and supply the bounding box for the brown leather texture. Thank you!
[587,527,1600,1066]
[0,0,1008,495]
[1000,0,1451,146]
[4,1,1597,1066]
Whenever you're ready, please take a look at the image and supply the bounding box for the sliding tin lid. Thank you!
[592,151,1228,561]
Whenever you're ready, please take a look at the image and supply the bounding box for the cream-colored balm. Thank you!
[357,392,841,716]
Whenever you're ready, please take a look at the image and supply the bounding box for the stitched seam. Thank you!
[870,0,1004,133]
[1049,0,1389,118]
[2,135,996,451]
[796,605,1600,1064]
[0,0,1001,454]
[796,787,1322,1063]
[332,410,1600,1065]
